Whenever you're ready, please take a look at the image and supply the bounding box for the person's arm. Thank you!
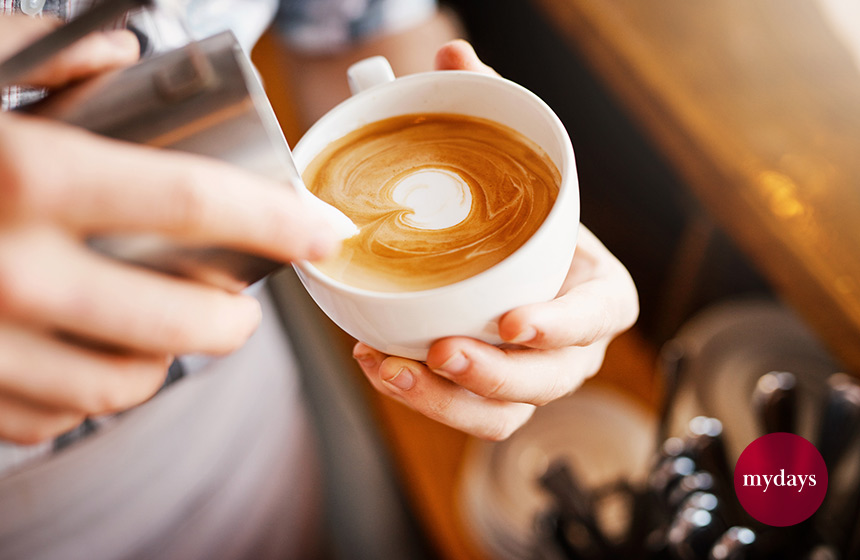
[0,16,342,444]
[353,41,640,441]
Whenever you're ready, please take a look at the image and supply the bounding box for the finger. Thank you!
[1,114,342,263]
[0,15,62,66]
[0,226,262,356]
[426,337,608,406]
[498,227,639,349]
[0,392,85,445]
[22,29,140,86]
[0,16,140,86]
[0,321,168,416]
[353,342,535,441]
[434,39,498,76]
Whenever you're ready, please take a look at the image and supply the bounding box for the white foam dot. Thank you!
[391,169,472,230]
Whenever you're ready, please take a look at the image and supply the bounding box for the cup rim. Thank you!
[293,70,577,300]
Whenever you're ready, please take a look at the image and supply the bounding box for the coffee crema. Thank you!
[303,113,560,292]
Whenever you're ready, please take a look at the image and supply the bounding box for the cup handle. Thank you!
[347,56,395,95]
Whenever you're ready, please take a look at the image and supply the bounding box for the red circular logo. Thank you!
[734,433,827,526]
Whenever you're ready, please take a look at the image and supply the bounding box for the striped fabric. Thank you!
[0,0,128,110]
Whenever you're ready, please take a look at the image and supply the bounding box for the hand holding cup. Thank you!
[294,40,639,439]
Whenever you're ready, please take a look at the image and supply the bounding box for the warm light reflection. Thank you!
[754,168,829,254]
[757,170,805,218]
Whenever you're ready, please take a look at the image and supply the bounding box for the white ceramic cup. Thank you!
[291,56,579,361]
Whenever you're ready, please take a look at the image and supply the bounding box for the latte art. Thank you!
[303,113,561,292]
[391,168,472,230]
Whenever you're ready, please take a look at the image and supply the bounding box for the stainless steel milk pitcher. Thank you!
[18,29,299,290]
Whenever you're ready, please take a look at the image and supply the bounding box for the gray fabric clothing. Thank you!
[0,287,324,560]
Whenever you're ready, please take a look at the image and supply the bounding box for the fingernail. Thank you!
[353,350,377,369]
[435,352,469,376]
[104,29,138,49]
[307,232,340,261]
[384,367,416,391]
[320,205,359,240]
[239,296,263,325]
[298,186,359,240]
[509,325,537,344]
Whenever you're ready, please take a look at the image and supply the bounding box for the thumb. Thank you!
[434,39,498,76]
